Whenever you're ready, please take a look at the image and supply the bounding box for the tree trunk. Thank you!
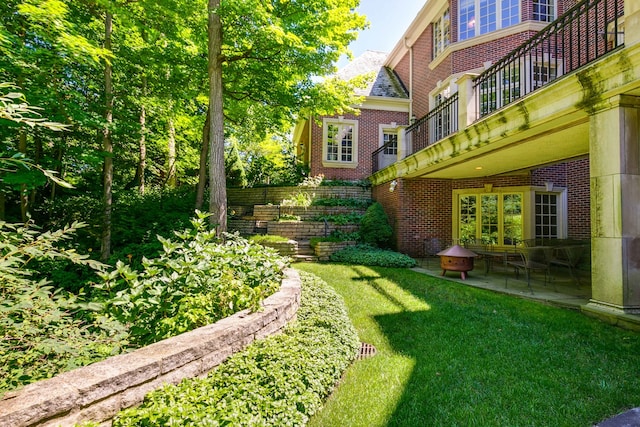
[207,0,227,234]
[195,109,210,210]
[167,115,177,188]
[138,75,147,194]
[18,129,28,222]
[101,11,114,262]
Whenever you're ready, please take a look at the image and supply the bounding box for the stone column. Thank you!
[456,73,480,131]
[588,94,640,314]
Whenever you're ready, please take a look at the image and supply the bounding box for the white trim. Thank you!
[321,117,359,169]
[355,96,411,112]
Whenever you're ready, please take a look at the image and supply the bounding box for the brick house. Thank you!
[295,0,640,317]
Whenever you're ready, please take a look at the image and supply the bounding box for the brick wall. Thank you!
[373,159,590,257]
[309,110,409,180]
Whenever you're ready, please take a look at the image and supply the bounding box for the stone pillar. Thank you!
[456,73,479,131]
[626,0,640,46]
[588,94,640,314]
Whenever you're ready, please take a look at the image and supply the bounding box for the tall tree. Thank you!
[101,9,113,262]
[207,0,226,233]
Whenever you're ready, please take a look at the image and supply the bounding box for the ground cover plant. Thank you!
[112,271,360,426]
[1,214,288,395]
[295,262,640,427]
[330,245,417,268]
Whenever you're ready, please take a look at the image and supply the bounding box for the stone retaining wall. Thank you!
[0,269,302,427]
[313,241,357,261]
[267,222,359,240]
[253,205,366,222]
[227,186,371,206]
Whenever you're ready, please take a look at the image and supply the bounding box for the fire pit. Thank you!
[437,245,477,280]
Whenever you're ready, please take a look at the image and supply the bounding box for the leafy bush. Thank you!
[248,234,291,244]
[279,213,302,221]
[312,197,372,209]
[281,191,313,207]
[96,212,288,346]
[359,202,393,247]
[320,179,371,188]
[312,212,363,225]
[0,222,127,395]
[330,245,417,268]
[299,174,324,188]
[113,271,360,426]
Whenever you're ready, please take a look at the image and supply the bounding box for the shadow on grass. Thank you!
[358,266,640,426]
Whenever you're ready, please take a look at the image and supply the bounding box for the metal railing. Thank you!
[474,0,624,118]
[372,140,398,173]
[403,93,459,158]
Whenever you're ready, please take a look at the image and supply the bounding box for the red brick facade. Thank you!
[309,110,409,181]
[306,0,593,257]
[375,159,590,257]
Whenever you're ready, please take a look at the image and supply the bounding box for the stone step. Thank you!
[293,254,318,262]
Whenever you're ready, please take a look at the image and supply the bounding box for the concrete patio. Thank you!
[413,256,640,330]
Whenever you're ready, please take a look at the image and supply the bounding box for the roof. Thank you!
[336,50,409,99]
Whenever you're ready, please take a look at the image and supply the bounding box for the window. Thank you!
[322,118,358,168]
[433,8,451,59]
[457,192,523,245]
[383,132,398,155]
[531,61,558,90]
[535,193,558,239]
[459,0,520,40]
[533,0,554,22]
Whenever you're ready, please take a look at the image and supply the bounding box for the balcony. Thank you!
[382,0,625,171]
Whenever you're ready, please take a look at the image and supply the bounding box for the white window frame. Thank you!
[459,0,521,40]
[433,7,451,59]
[322,117,358,168]
[532,0,556,22]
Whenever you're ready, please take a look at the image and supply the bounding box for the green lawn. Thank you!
[295,262,640,427]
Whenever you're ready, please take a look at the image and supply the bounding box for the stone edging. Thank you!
[0,268,301,427]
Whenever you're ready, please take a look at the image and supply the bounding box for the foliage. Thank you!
[96,212,288,346]
[225,139,248,188]
[299,174,324,188]
[279,214,301,222]
[329,245,417,268]
[312,197,372,209]
[312,212,363,225]
[359,202,393,248]
[248,234,290,245]
[112,271,360,426]
[0,221,127,395]
[281,191,313,207]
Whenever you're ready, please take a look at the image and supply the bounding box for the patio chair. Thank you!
[549,245,587,287]
[505,246,553,293]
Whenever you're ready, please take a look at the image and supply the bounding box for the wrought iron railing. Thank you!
[372,140,399,173]
[403,93,459,158]
[474,0,624,118]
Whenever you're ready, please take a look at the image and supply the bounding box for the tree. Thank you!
[203,0,367,232]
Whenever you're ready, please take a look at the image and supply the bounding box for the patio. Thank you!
[413,255,592,310]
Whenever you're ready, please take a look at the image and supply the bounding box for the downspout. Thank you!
[404,37,414,120]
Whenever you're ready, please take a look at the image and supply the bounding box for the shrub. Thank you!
[312,197,372,209]
[112,271,360,426]
[249,234,291,245]
[96,212,288,346]
[0,221,127,395]
[359,202,393,247]
[281,191,313,207]
[330,245,417,268]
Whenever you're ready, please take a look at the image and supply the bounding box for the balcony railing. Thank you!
[474,0,624,118]
[372,140,398,173]
[402,93,459,160]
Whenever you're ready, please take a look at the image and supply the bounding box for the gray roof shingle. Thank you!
[336,51,408,99]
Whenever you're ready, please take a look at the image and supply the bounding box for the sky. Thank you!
[337,0,426,67]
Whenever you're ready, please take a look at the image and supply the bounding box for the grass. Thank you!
[294,262,640,427]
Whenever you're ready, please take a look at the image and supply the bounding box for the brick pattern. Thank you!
[374,159,590,257]
[309,110,409,180]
